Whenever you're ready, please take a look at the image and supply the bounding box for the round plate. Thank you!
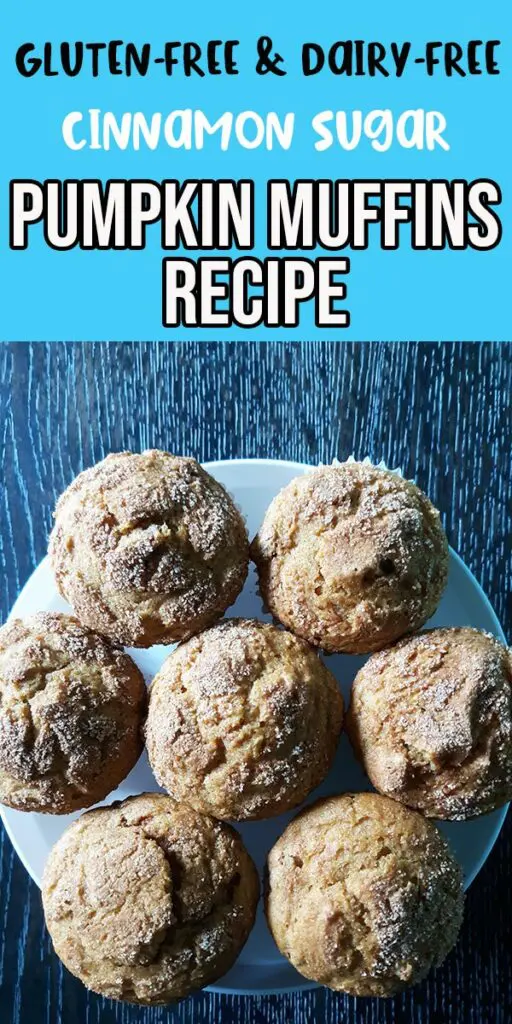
[0,458,508,995]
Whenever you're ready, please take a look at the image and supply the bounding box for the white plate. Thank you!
[0,458,508,996]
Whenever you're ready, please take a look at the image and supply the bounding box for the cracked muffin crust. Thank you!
[265,792,464,997]
[49,451,249,647]
[145,618,344,820]
[251,461,449,654]
[42,793,259,1003]
[0,613,145,813]
[347,628,512,819]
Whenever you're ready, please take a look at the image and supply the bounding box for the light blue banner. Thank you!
[2,1,510,340]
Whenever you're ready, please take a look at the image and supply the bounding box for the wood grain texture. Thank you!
[0,341,511,1024]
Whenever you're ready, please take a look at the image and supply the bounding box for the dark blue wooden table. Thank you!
[0,342,511,1024]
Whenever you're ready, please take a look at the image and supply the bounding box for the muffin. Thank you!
[347,627,512,819]
[42,793,259,1004]
[265,792,464,997]
[146,618,344,820]
[0,613,145,813]
[49,450,248,647]
[251,461,449,654]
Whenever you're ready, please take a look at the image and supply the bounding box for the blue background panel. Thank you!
[1,1,510,340]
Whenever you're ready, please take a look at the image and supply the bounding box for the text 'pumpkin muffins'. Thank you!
[347,627,512,819]
[0,613,145,813]
[265,793,464,997]
[49,450,249,647]
[146,618,344,820]
[251,461,449,653]
[42,793,259,1004]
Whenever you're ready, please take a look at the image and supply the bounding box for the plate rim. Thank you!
[0,456,509,997]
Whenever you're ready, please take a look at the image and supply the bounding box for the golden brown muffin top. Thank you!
[266,792,463,997]
[0,612,145,813]
[348,627,512,819]
[42,793,259,1004]
[49,451,249,647]
[146,618,344,820]
[252,461,449,653]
